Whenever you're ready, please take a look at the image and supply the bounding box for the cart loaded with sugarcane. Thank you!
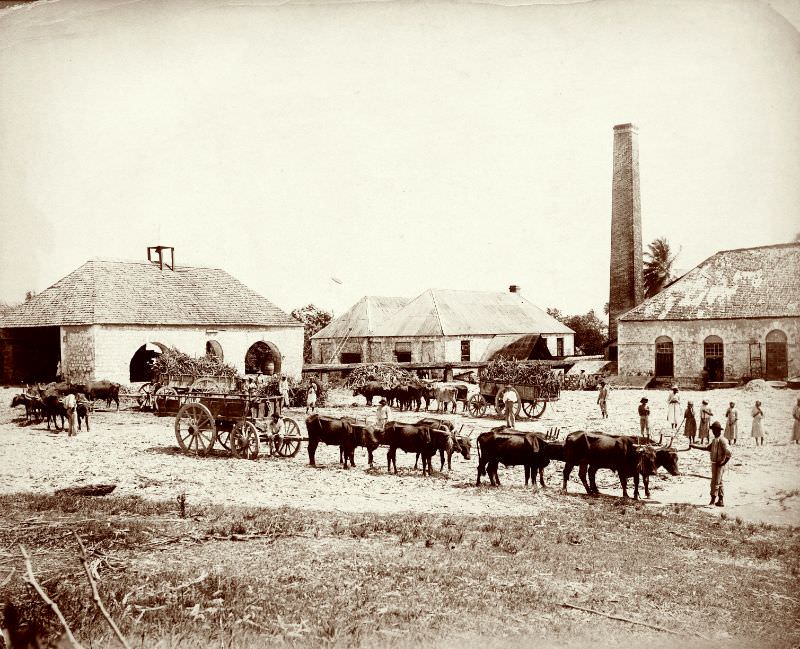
[466,359,561,420]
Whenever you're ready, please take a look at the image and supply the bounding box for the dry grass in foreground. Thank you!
[0,492,798,649]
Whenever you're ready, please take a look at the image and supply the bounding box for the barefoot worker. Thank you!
[684,401,697,445]
[502,385,518,428]
[691,421,731,507]
[793,397,800,444]
[638,398,650,438]
[751,401,764,447]
[597,380,609,419]
[666,387,681,432]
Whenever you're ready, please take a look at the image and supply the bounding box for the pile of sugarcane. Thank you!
[483,358,554,386]
[151,346,239,380]
[344,363,416,390]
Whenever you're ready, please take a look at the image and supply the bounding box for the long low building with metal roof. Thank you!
[311,286,574,365]
[0,249,303,385]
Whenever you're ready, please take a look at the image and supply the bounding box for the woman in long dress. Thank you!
[666,388,681,432]
[792,397,800,444]
[751,401,764,446]
[724,401,738,444]
[699,400,712,443]
[683,401,697,444]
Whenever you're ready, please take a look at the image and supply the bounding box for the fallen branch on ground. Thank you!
[20,544,85,649]
[74,532,131,649]
[561,602,709,640]
[56,484,117,497]
[668,530,694,540]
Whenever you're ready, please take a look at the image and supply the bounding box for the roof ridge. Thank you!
[428,289,445,336]
[714,241,800,254]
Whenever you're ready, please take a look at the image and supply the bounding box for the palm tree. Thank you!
[643,237,678,298]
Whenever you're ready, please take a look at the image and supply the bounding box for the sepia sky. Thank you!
[1,0,799,319]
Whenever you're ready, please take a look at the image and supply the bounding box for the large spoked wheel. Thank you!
[216,424,232,451]
[495,388,522,418]
[191,377,220,394]
[230,421,260,459]
[274,418,301,458]
[522,399,547,419]
[154,386,178,413]
[467,394,487,418]
[138,382,154,409]
[175,402,217,455]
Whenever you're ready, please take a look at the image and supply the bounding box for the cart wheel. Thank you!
[217,425,232,451]
[522,399,547,419]
[154,386,178,413]
[467,394,486,418]
[275,418,301,458]
[230,421,260,460]
[190,377,220,394]
[494,388,522,418]
[174,402,216,455]
[137,382,154,408]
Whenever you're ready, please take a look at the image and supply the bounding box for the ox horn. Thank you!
[668,436,674,448]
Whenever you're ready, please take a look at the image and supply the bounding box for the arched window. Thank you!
[245,341,282,375]
[654,336,674,377]
[765,330,788,380]
[129,342,167,382]
[205,340,223,361]
[704,335,724,381]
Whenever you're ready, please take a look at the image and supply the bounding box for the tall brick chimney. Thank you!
[608,123,644,359]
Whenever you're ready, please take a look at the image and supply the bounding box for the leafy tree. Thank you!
[291,304,333,363]
[643,237,678,298]
[547,308,607,355]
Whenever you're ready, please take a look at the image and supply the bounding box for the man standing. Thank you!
[691,421,731,507]
[63,391,77,437]
[502,385,518,428]
[597,381,609,419]
[376,399,391,431]
[638,397,650,438]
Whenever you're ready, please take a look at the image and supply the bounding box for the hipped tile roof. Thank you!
[312,296,410,340]
[620,243,800,321]
[0,259,301,328]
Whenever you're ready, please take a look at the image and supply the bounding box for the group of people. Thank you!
[633,386,784,447]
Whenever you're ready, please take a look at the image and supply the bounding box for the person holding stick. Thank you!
[691,421,731,507]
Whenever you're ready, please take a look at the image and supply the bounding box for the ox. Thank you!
[305,414,357,469]
[353,381,385,407]
[41,392,67,431]
[383,422,444,476]
[527,435,565,487]
[76,397,90,432]
[340,419,385,467]
[475,427,550,489]
[622,435,683,498]
[10,393,43,423]
[77,381,120,410]
[562,431,657,500]
[434,386,459,413]
[412,419,471,471]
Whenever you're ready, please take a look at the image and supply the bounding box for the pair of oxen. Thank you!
[305,414,472,476]
[476,427,686,500]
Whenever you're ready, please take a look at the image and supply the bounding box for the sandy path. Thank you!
[1,385,798,525]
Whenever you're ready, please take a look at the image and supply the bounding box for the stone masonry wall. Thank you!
[91,324,304,385]
[62,326,95,383]
[618,317,800,380]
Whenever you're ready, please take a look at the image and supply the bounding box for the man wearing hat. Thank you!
[638,397,651,438]
[502,385,519,428]
[597,380,609,419]
[692,421,731,507]
[376,398,391,431]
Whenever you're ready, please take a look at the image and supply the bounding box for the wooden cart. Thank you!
[138,373,239,409]
[171,392,302,460]
[466,378,560,420]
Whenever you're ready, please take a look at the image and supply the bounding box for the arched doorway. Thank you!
[245,341,282,375]
[765,330,788,380]
[129,342,167,382]
[704,335,724,381]
[655,336,674,377]
[206,340,223,361]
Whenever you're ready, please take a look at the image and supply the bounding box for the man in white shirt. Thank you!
[63,391,77,437]
[502,385,518,428]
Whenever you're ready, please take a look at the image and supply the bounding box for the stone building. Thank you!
[311,286,574,364]
[0,256,303,385]
[617,242,800,383]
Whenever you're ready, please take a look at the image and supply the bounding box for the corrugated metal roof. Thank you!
[372,289,574,337]
[312,296,410,340]
[479,334,554,361]
[620,242,800,321]
[0,259,301,328]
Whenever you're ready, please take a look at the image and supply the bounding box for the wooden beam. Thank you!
[302,359,576,374]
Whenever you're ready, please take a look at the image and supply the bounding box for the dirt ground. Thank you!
[1,384,799,526]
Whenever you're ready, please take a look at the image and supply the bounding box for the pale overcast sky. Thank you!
[1,0,798,319]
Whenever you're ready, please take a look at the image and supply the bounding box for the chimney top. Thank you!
[509,285,521,294]
[613,123,638,132]
[147,246,175,271]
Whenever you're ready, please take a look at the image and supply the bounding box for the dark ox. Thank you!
[475,427,550,489]
[353,381,385,406]
[41,392,67,431]
[305,414,357,469]
[527,435,565,488]
[562,431,658,500]
[622,435,683,498]
[383,422,452,477]
[10,393,44,423]
[412,419,471,471]
[340,419,385,467]
[74,381,120,410]
[76,397,90,432]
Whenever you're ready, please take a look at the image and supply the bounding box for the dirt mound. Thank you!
[744,379,770,392]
